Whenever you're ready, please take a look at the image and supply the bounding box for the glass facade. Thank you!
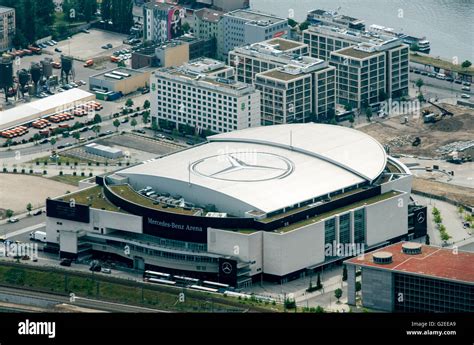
[353,208,366,244]
[324,218,336,245]
[339,213,351,244]
[394,273,474,312]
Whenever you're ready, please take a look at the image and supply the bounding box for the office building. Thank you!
[0,6,15,51]
[150,60,260,134]
[143,2,183,43]
[255,57,336,124]
[193,8,224,58]
[229,38,309,84]
[345,242,474,312]
[221,9,288,60]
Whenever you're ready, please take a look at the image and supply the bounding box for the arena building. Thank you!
[45,124,426,288]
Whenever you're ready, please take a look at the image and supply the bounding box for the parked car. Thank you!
[141,88,150,94]
[32,209,43,216]
[454,79,463,84]
[7,218,19,223]
[60,259,72,267]
[461,94,471,99]
[446,77,454,82]
[54,48,62,53]
[462,86,471,91]
[105,130,113,135]
[463,82,471,87]
[101,268,111,274]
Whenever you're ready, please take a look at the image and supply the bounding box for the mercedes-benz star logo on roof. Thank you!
[190,152,294,182]
[222,262,233,275]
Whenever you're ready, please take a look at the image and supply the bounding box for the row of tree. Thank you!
[62,0,98,23]
[100,0,134,34]
[0,0,55,48]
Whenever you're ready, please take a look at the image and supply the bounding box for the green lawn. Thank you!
[49,174,88,186]
[410,53,474,76]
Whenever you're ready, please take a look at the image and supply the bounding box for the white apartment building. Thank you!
[150,60,260,134]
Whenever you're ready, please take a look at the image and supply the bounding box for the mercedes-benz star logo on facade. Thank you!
[190,152,294,182]
[417,212,425,224]
[222,262,233,274]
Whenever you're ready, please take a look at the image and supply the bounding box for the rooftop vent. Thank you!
[372,251,393,264]
[402,242,422,255]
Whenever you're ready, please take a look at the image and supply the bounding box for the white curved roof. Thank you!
[119,124,387,216]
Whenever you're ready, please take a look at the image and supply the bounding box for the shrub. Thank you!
[59,171,63,176]
[73,172,77,176]
[43,170,47,175]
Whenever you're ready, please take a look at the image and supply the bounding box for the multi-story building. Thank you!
[229,38,309,84]
[0,6,15,52]
[221,9,288,60]
[193,8,224,59]
[143,2,183,43]
[330,44,386,110]
[255,57,336,124]
[302,25,409,106]
[150,59,260,134]
[345,242,474,312]
[307,9,365,31]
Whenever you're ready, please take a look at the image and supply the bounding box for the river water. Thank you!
[250,0,474,61]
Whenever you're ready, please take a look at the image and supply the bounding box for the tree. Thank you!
[425,234,430,245]
[117,60,126,68]
[415,78,424,93]
[101,0,112,21]
[314,306,325,313]
[143,100,150,109]
[142,111,150,124]
[299,21,310,31]
[461,60,472,69]
[110,0,134,34]
[417,92,425,103]
[457,206,464,218]
[342,266,348,281]
[288,18,298,28]
[50,137,57,149]
[434,213,442,224]
[26,203,32,215]
[131,118,138,130]
[440,231,451,243]
[316,273,322,290]
[93,125,101,137]
[5,209,14,219]
[349,115,355,127]
[72,131,81,143]
[113,119,121,132]
[33,133,41,144]
[182,22,190,33]
[365,107,373,122]
[334,288,343,303]
[432,207,440,216]
[355,281,362,295]
[93,114,102,124]
[125,99,134,108]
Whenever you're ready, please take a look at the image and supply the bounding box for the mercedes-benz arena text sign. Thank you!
[190,152,295,182]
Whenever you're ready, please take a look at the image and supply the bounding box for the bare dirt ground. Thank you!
[412,178,474,206]
[0,174,78,217]
[359,104,474,157]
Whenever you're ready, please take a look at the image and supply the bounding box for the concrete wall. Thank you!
[59,230,78,254]
[207,228,262,275]
[91,209,142,235]
[158,43,189,68]
[361,268,394,311]
[366,192,409,247]
[263,221,325,276]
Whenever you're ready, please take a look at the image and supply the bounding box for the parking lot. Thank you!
[0,174,78,217]
[41,29,129,61]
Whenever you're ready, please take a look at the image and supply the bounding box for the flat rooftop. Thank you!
[259,68,310,82]
[226,9,286,25]
[346,242,474,284]
[333,46,383,59]
[265,38,305,52]
[194,8,224,23]
[0,88,94,130]
[91,68,144,82]
[0,6,14,14]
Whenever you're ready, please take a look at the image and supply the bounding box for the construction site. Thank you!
[360,102,474,159]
